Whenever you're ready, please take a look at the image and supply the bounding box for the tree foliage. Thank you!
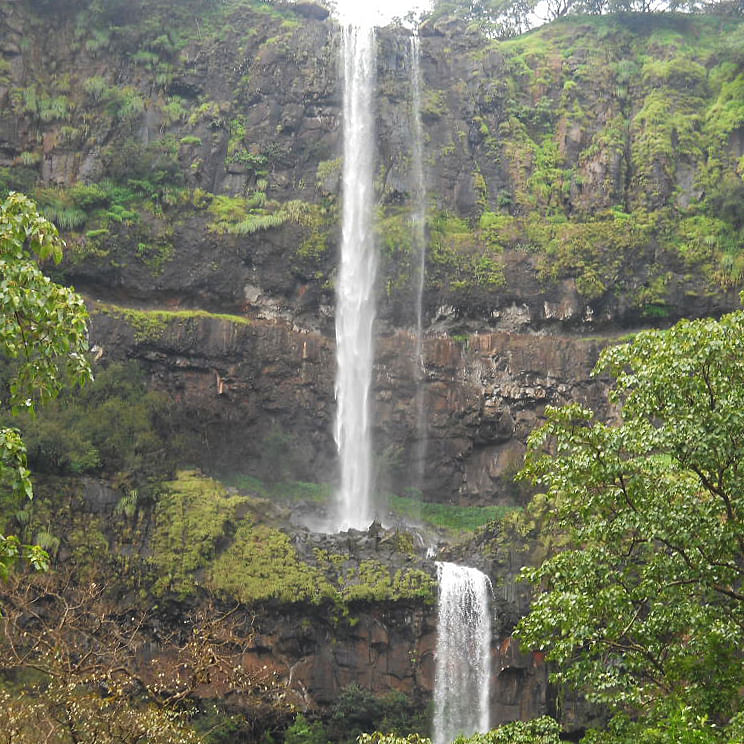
[516,311,744,736]
[428,0,742,38]
[453,717,562,743]
[356,718,561,744]
[1,361,171,483]
[0,192,91,576]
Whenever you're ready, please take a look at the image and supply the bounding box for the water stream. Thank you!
[333,24,378,531]
[332,30,493,742]
[433,562,492,744]
[410,33,428,494]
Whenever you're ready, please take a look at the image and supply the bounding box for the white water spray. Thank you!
[333,24,378,531]
[409,33,428,490]
[433,562,492,744]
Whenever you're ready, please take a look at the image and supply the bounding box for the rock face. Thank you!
[249,605,550,727]
[1,2,741,333]
[91,308,609,504]
[376,328,610,503]
[250,599,438,708]
[79,475,550,729]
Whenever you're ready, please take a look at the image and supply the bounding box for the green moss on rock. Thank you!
[98,303,252,344]
[151,470,247,598]
[209,523,334,604]
[149,472,436,606]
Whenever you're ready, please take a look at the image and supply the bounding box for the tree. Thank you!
[0,192,91,577]
[516,311,744,738]
[429,0,737,31]
[429,0,538,37]
[0,570,288,743]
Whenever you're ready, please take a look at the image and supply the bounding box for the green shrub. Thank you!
[83,75,108,100]
[1,361,170,485]
[452,717,561,744]
[0,166,38,198]
[285,714,329,744]
[335,689,429,744]
[427,211,505,293]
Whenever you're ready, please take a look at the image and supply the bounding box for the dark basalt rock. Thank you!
[293,1,331,21]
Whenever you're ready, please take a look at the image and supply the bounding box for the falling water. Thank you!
[409,32,428,491]
[433,562,492,744]
[333,24,378,531]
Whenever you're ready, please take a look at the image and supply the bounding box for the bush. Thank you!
[453,717,561,744]
[285,714,329,744]
[1,361,171,484]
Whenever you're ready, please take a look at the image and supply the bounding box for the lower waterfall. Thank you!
[433,562,492,744]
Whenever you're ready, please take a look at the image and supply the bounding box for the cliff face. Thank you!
[89,306,609,504]
[67,472,549,731]
[1,2,741,504]
[1,0,743,736]
[1,1,742,333]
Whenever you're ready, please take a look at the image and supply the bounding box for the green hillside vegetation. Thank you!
[0,3,740,314]
[468,14,744,307]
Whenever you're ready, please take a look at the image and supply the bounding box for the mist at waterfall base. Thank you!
[434,562,492,744]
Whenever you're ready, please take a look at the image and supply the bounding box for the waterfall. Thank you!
[433,562,492,744]
[333,24,378,531]
[409,32,428,492]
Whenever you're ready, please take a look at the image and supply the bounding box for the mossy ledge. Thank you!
[150,470,437,608]
[95,302,252,343]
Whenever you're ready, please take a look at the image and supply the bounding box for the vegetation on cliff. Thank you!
[1,2,744,742]
[0,1,741,325]
[453,13,744,319]
[152,469,436,606]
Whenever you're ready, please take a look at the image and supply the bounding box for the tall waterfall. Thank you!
[433,562,492,744]
[333,25,378,531]
[409,33,428,491]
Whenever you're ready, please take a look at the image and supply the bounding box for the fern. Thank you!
[228,212,287,235]
[42,203,87,231]
[19,151,40,167]
[33,530,61,558]
[115,490,139,519]
[83,75,108,101]
[23,86,38,113]
[39,95,70,123]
